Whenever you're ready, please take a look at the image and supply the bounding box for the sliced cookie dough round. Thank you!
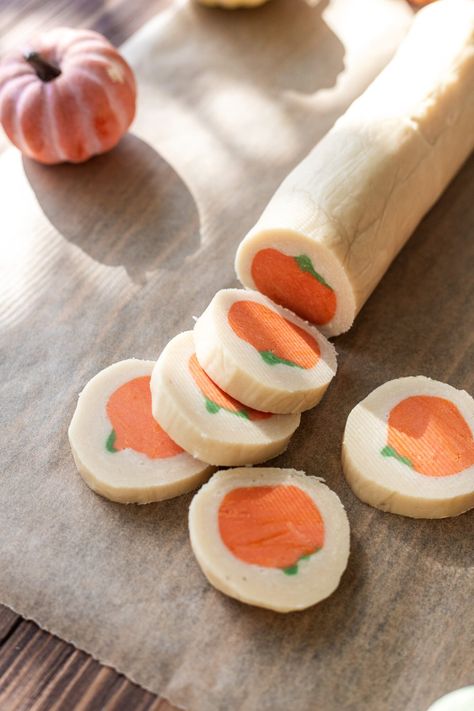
[150,332,300,466]
[189,467,350,612]
[342,377,474,518]
[68,359,214,504]
[193,289,337,414]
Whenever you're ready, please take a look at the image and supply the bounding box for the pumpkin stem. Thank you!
[24,51,61,82]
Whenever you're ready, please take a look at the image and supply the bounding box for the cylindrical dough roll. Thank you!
[150,332,300,466]
[68,360,214,504]
[342,377,474,518]
[194,288,337,413]
[189,467,350,612]
[235,0,474,336]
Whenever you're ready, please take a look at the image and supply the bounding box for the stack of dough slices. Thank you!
[69,287,337,497]
[68,0,474,610]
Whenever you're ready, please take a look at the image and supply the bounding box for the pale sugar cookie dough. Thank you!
[68,359,213,504]
[194,289,337,414]
[235,0,474,336]
[189,467,350,612]
[342,377,474,518]
[150,332,300,466]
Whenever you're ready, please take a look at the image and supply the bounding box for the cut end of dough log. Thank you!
[68,359,214,504]
[150,332,300,466]
[193,288,337,413]
[189,467,350,612]
[235,0,474,337]
[235,235,356,337]
[342,376,474,518]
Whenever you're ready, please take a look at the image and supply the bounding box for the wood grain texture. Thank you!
[0,3,177,710]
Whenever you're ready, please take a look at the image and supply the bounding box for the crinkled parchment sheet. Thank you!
[5,2,472,710]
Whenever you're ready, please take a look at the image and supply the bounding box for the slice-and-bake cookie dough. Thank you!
[189,467,350,612]
[150,332,300,466]
[194,289,337,414]
[68,359,213,503]
[342,377,474,518]
[235,0,474,336]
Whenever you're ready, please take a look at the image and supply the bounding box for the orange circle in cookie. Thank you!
[385,395,474,477]
[228,300,320,369]
[106,376,183,459]
[251,248,337,326]
[218,485,324,571]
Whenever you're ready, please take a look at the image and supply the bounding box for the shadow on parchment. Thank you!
[187,0,344,95]
[23,133,200,284]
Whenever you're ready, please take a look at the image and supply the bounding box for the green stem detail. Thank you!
[381,445,413,468]
[260,350,302,369]
[106,429,118,453]
[294,254,333,290]
[205,398,221,414]
[282,549,319,576]
[205,397,249,420]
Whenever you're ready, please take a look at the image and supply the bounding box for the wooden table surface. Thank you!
[0,4,176,710]
[1,2,472,710]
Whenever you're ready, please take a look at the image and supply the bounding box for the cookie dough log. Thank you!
[189,467,350,612]
[235,0,474,336]
[342,377,474,518]
[194,288,337,414]
[150,332,300,466]
[68,360,213,504]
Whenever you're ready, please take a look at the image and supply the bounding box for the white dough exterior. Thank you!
[236,0,474,336]
[193,289,337,413]
[150,332,300,466]
[342,377,474,518]
[189,468,350,612]
[68,359,213,504]
[196,0,269,8]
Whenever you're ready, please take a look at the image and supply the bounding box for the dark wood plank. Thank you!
[0,2,179,709]
[0,619,176,710]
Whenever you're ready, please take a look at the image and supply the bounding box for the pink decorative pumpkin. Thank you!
[0,27,136,164]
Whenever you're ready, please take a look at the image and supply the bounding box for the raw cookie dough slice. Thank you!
[194,288,337,414]
[235,0,474,336]
[150,332,300,466]
[189,467,350,612]
[68,359,213,504]
[342,377,474,518]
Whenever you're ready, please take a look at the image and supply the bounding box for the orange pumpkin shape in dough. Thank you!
[251,248,337,326]
[0,27,136,164]
[228,300,320,369]
[106,376,183,459]
[384,395,474,477]
[219,485,324,573]
[189,354,271,421]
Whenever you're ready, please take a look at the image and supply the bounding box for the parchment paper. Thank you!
[1,1,473,710]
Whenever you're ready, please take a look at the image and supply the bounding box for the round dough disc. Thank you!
[150,332,300,466]
[194,288,337,413]
[342,376,474,518]
[68,359,213,504]
[189,467,350,612]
